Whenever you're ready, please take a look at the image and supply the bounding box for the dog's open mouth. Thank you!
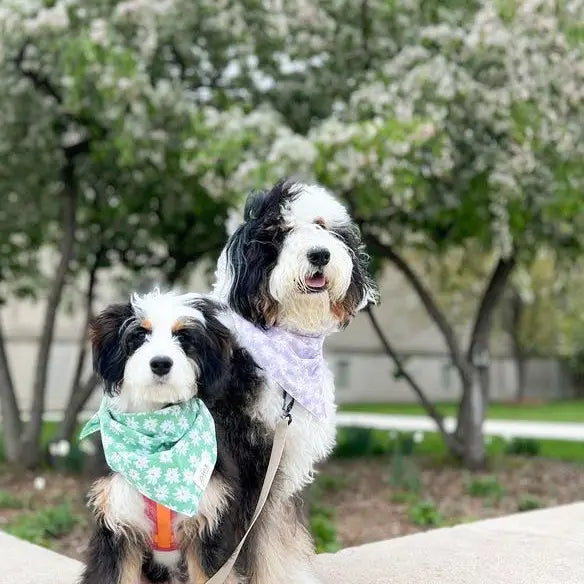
[304,272,327,293]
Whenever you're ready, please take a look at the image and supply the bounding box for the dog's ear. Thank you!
[243,190,269,221]
[185,299,234,400]
[332,224,379,326]
[90,302,134,395]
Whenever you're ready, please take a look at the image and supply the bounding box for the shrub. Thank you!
[466,476,505,502]
[0,490,25,510]
[4,502,80,547]
[309,504,341,553]
[390,490,419,505]
[504,438,541,457]
[333,427,416,459]
[408,500,443,527]
[389,450,422,494]
[518,496,542,512]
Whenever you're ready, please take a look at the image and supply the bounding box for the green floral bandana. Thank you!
[80,397,217,517]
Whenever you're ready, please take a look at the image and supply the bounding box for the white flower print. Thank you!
[135,455,149,469]
[160,450,173,464]
[128,469,140,482]
[166,468,180,484]
[182,469,196,484]
[175,440,189,455]
[127,418,139,429]
[143,418,158,432]
[174,485,190,503]
[178,416,190,431]
[161,419,175,433]
[155,485,169,500]
[146,466,162,484]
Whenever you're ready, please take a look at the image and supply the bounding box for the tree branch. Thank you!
[365,306,460,453]
[21,153,79,467]
[15,45,62,104]
[55,248,103,442]
[365,235,471,383]
[467,255,517,361]
[0,315,22,461]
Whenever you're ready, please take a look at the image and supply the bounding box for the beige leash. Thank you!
[206,398,293,584]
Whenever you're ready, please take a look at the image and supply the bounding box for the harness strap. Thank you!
[206,414,290,583]
[144,496,179,552]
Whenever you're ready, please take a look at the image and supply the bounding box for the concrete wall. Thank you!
[0,262,572,419]
[329,350,571,404]
[2,335,570,419]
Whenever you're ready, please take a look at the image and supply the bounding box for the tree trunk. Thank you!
[57,373,100,443]
[54,255,101,443]
[0,316,22,462]
[365,306,461,456]
[20,156,78,468]
[455,373,486,470]
[509,291,527,401]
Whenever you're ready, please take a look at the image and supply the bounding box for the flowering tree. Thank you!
[0,0,297,466]
[307,0,584,468]
[1,0,584,471]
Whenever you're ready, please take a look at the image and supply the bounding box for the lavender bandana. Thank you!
[230,313,328,419]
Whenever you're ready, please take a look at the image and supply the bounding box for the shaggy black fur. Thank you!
[224,180,299,327]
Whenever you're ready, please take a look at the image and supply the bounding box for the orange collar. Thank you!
[144,496,179,552]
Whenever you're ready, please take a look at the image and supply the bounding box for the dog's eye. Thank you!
[174,329,195,347]
[314,217,326,229]
[125,327,148,352]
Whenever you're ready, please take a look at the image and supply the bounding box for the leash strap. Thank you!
[206,412,291,583]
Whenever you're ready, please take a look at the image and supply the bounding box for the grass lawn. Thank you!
[340,400,584,423]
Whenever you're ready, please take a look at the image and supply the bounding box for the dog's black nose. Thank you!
[307,247,330,267]
[150,356,173,376]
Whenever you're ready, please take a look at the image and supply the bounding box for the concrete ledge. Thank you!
[3,503,584,584]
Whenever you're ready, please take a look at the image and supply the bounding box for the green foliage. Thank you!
[341,401,584,423]
[4,502,81,547]
[504,438,541,457]
[467,476,505,502]
[389,450,422,494]
[0,489,25,509]
[309,505,341,554]
[517,496,542,512]
[390,490,420,505]
[333,428,415,459]
[312,474,351,495]
[408,500,443,527]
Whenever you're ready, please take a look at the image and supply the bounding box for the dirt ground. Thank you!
[1,455,583,560]
[318,456,584,547]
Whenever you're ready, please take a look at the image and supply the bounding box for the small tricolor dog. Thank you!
[79,293,274,584]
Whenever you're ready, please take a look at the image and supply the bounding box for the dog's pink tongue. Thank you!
[306,274,326,288]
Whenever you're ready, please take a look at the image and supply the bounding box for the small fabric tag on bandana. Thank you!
[80,397,217,517]
[230,313,328,419]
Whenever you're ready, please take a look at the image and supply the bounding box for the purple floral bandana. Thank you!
[230,314,328,420]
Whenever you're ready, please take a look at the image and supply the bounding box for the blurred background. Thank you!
[0,0,583,561]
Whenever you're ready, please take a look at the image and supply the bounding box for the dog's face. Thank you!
[215,181,378,334]
[91,292,231,412]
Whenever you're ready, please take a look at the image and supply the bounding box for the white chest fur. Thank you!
[92,474,230,569]
[251,369,337,496]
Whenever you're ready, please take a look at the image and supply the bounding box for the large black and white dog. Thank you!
[213,180,378,582]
